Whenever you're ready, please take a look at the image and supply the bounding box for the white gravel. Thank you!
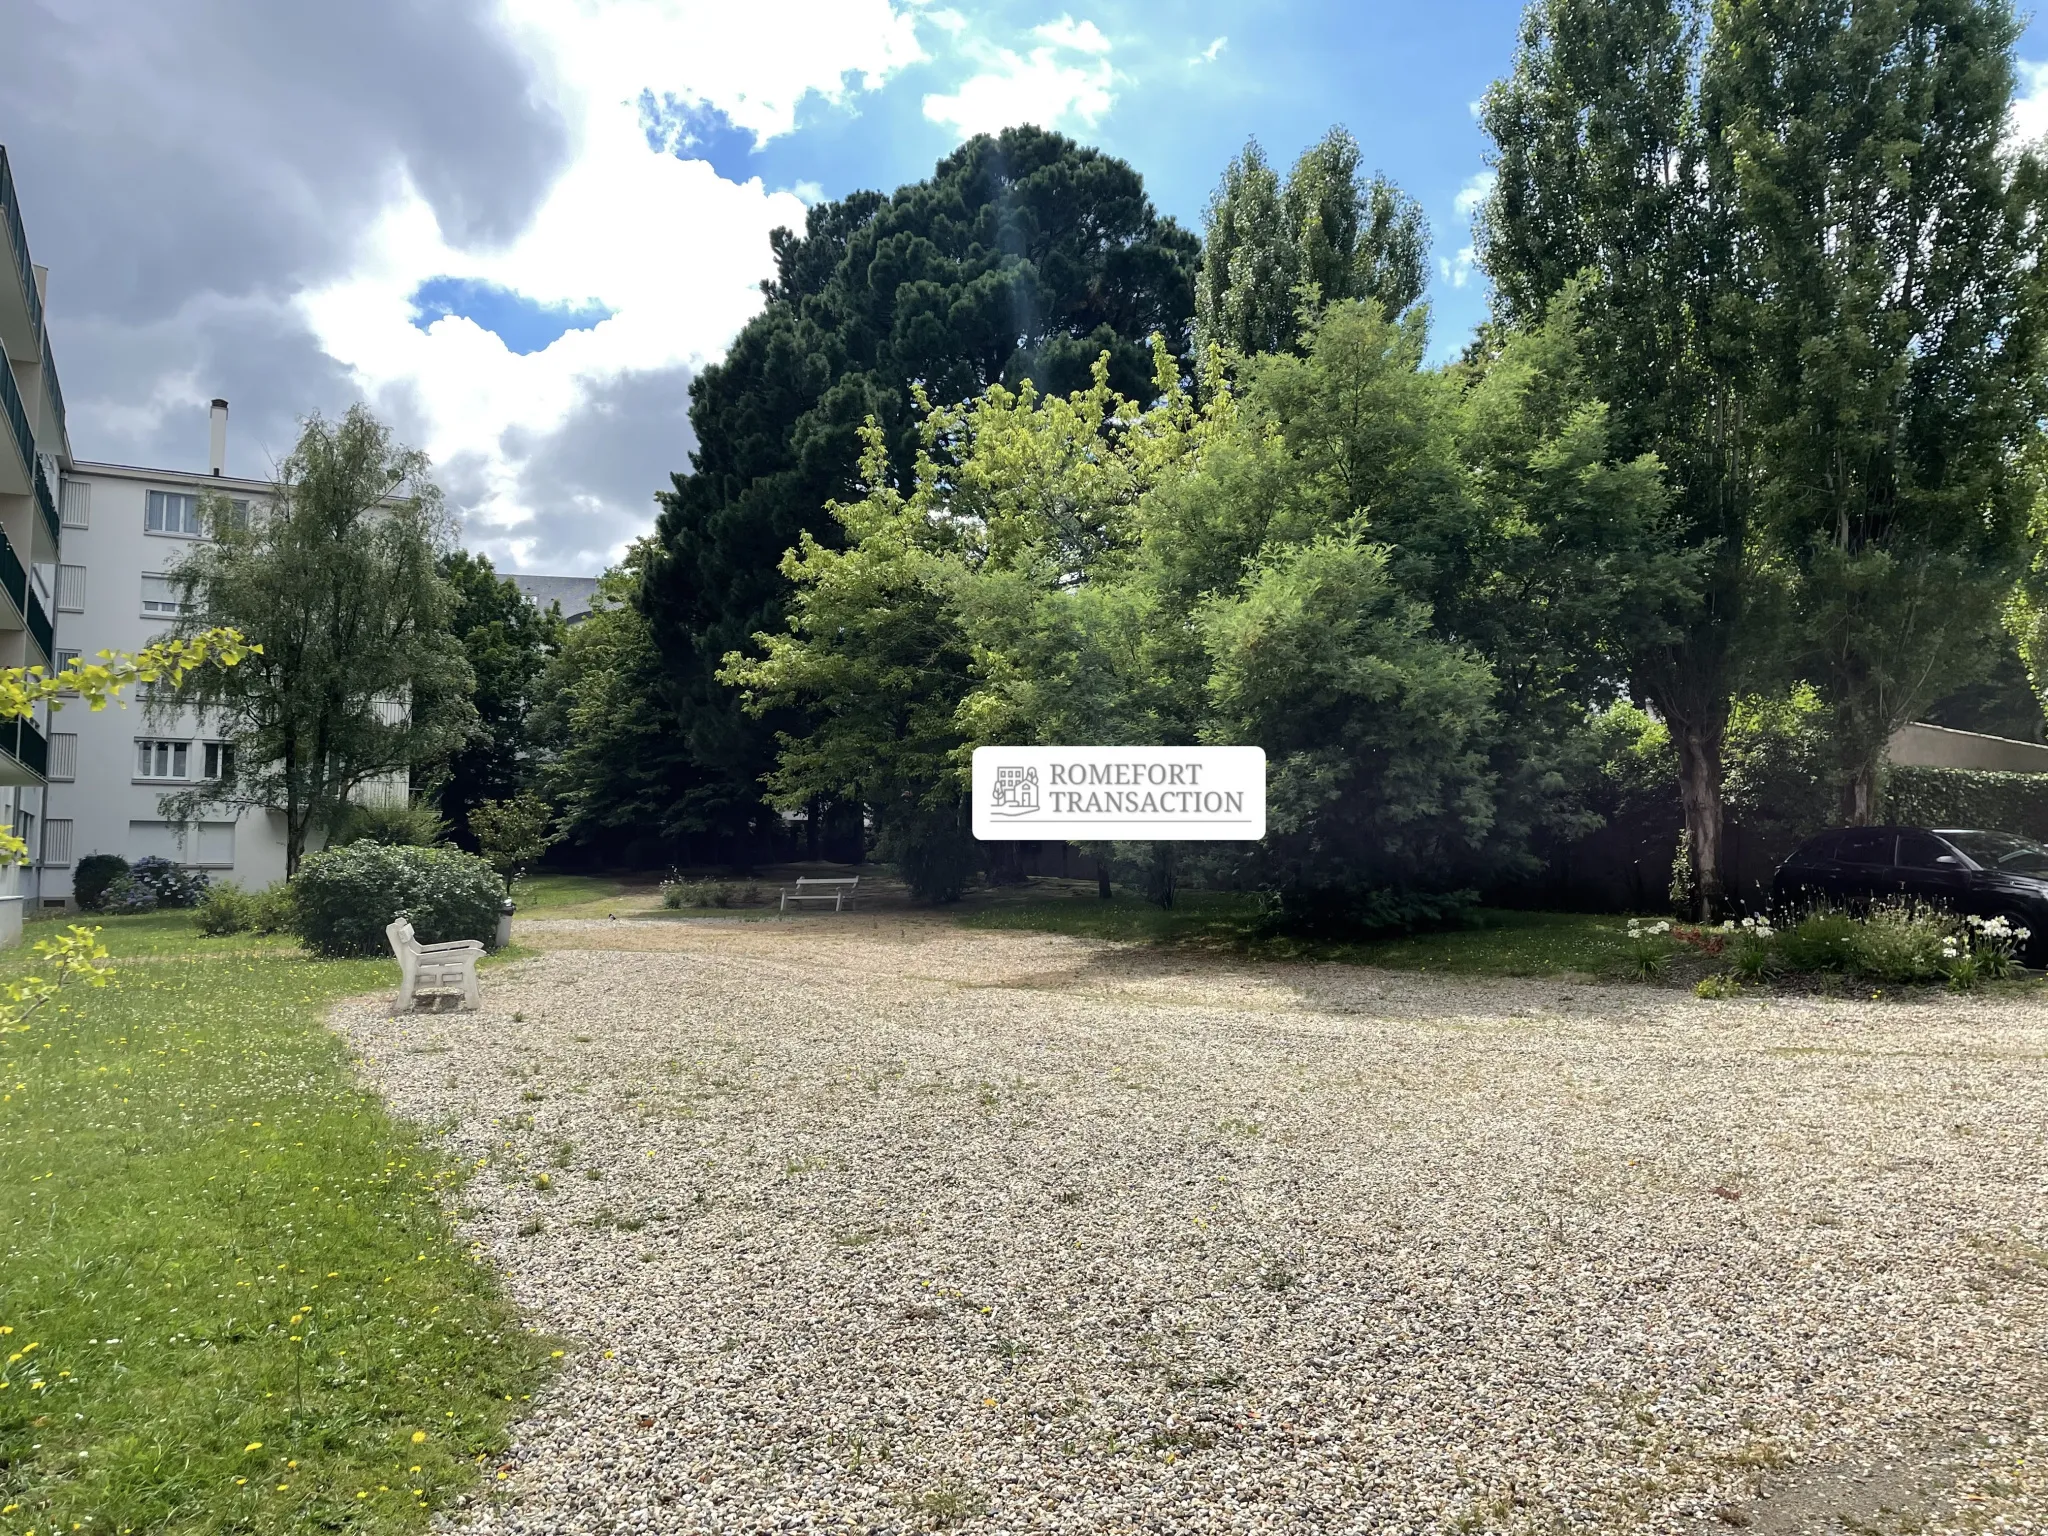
[333,915,2048,1534]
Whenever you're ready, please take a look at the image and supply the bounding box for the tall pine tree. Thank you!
[639,128,1199,853]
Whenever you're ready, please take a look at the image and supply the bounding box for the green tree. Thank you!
[1714,0,2048,820]
[162,406,477,875]
[729,302,1680,915]
[1194,127,1431,362]
[1477,0,1755,916]
[530,546,721,860]
[431,551,565,846]
[470,791,561,883]
[641,127,1201,852]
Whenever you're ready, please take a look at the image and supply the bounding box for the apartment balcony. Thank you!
[0,715,47,785]
[0,328,57,567]
[0,147,39,366]
[0,522,49,671]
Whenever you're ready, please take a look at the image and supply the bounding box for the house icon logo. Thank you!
[988,764,1040,817]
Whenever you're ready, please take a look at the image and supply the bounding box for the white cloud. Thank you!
[1454,169,1496,219]
[921,13,1116,139]
[1448,245,1477,289]
[2011,60,2048,150]
[296,0,927,573]
[1194,36,1227,65]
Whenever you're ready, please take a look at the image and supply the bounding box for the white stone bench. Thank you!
[386,917,482,1011]
[780,876,859,912]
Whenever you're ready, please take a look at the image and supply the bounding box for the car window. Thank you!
[1896,832,1958,869]
[1834,829,1895,865]
[1940,829,2048,875]
[1791,831,1842,863]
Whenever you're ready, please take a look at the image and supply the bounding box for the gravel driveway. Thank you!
[335,916,2048,1535]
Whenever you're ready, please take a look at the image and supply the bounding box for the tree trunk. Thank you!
[1673,720,1726,922]
[1096,857,1112,900]
[1839,756,1878,826]
[806,795,820,861]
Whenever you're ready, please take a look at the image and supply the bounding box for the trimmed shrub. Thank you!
[73,853,129,913]
[127,855,210,908]
[195,882,258,936]
[1884,766,2048,840]
[292,842,506,957]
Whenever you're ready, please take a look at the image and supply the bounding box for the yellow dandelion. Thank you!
[244,1442,263,1453]
[411,1430,427,1444]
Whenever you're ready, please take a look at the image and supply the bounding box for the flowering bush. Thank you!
[1727,915,1778,980]
[1942,913,2031,990]
[126,855,211,908]
[1623,917,1672,978]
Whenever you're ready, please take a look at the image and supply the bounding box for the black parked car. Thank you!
[1771,825,2048,959]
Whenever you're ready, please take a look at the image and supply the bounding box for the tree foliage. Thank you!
[1194,127,1430,362]
[531,547,717,859]
[164,406,476,875]
[1715,0,2048,819]
[431,551,564,846]
[1478,0,2048,906]
[726,299,1683,909]
[639,127,1201,849]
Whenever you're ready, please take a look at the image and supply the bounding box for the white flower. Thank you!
[1942,943,1961,959]
[2019,927,2033,942]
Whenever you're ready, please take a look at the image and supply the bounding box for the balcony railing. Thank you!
[0,149,41,347]
[32,454,56,551]
[0,716,48,779]
[0,337,30,486]
[0,518,24,620]
[27,584,52,667]
[41,332,62,444]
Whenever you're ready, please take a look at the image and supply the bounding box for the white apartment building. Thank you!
[44,432,297,903]
[0,146,65,943]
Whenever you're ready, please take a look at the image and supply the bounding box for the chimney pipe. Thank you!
[208,398,228,476]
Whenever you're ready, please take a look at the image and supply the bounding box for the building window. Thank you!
[223,499,251,532]
[42,819,72,868]
[59,479,89,529]
[136,739,190,781]
[56,564,85,613]
[48,732,76,781]
[141,573,184,617]
[145,489,204,536]
[53,648,79,695]
[203,741,235,781]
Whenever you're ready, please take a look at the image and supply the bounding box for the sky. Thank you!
[7,0,2048,577]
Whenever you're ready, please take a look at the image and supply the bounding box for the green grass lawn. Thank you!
[0,913,553,1535]
[506,872,640,913]
[960,892,1634,976]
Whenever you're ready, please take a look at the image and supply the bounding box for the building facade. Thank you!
[0,146,65,942]
[42,448,298,902]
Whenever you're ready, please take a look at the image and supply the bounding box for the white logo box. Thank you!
[973,746,1266,841]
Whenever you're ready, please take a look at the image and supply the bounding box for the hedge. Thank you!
[291,842,506,957]
[1883,765,2048,840]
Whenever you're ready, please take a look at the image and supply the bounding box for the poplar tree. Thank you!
[1478,0,1751,916]
[1715,0,2048,821]
[1195,127,1431,361]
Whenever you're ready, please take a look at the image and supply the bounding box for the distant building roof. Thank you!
[506,573,601,623]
